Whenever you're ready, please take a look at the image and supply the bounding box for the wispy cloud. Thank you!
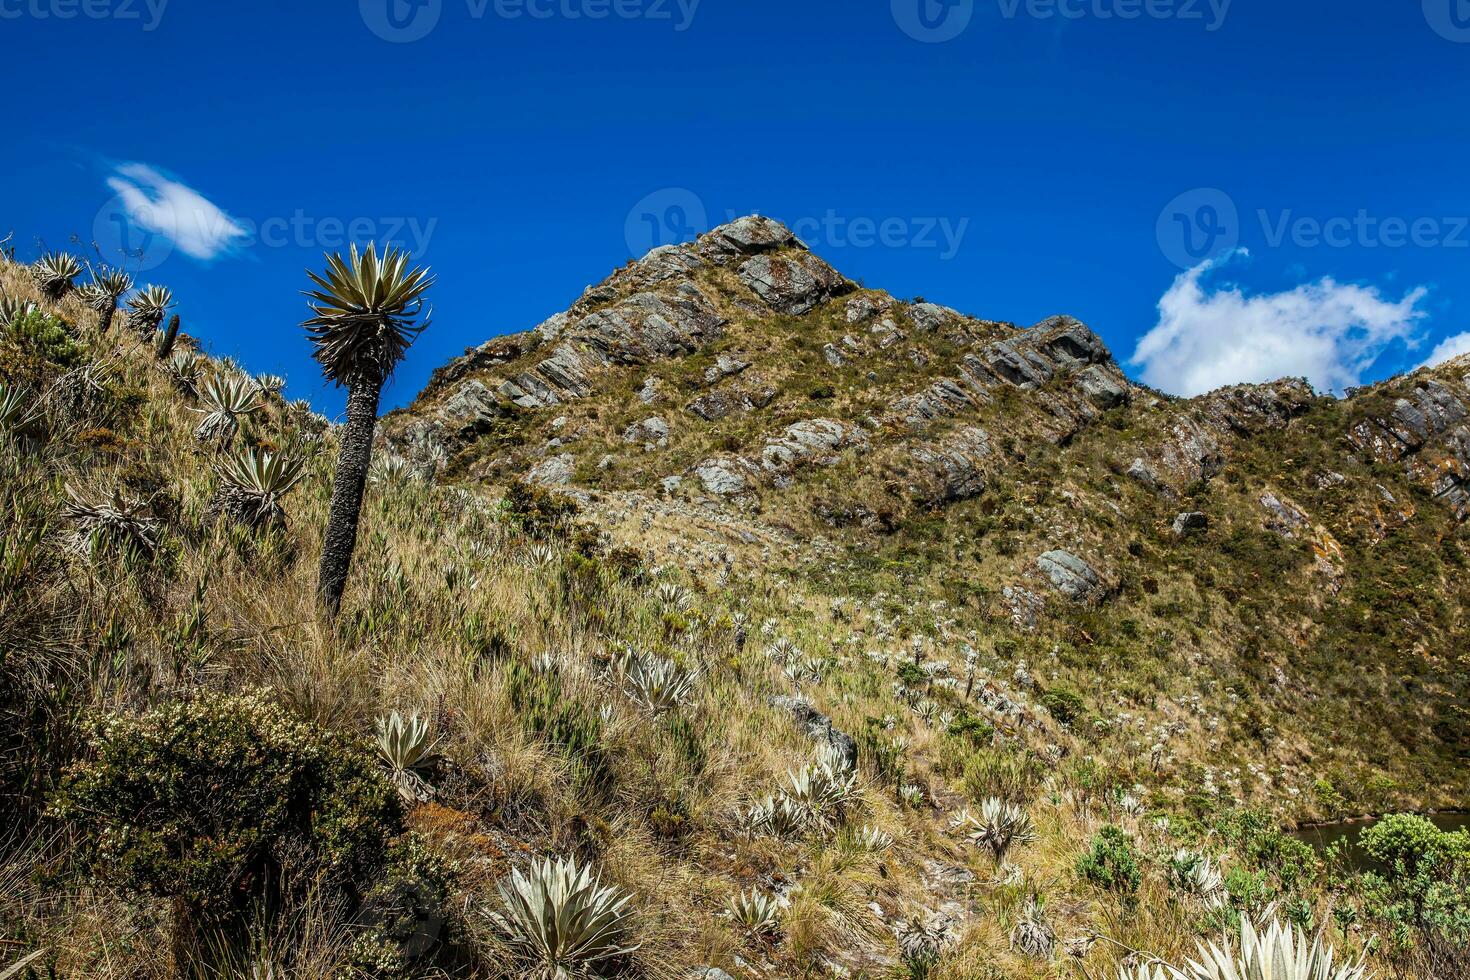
[1130,250,1428,397]
[1417,332,1470,372]
[105,163,248,261]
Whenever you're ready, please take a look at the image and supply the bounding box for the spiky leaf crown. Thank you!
[302,242,433,387]
[218,448,306,497]
[31,252,82,297]
[126,284,174,328]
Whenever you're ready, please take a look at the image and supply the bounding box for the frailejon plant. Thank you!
[0,382,42,442]
[896,908,954,980]
[79,269,132,333]
[779,756,858,832]
[1118,966,1174,980]
[369,452,418,486]
[253,373,286,398]
[30,252,82,299]
[302,242,433,620]
[194,374,261,447]
[1009,893,1055,960]
[167,351,204,399]
[853,824,894,852]
[1179,914,1370,980]
[125,284,174,336]
[485,856,639,979]
[956,797,1037,866]
[619,649,695,716]
[212,448,307,530]
[1168,849,1226,907]
[156,313,182,360]
[725,888,780,936]
[63,486,159,561]
[375,710,437,803]
[0,295,38,328]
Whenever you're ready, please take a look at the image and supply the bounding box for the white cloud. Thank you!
[1130,250,1429,397]
[105,163,248,261]
[1417,332,1470,372]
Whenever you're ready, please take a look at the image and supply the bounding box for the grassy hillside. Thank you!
[2,226,1467,979]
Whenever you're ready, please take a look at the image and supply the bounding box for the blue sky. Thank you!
[3,0,1468,415]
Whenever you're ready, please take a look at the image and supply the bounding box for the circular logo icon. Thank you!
[624,188,708,258]
[892,0,974,42]
[1424,0,1470,42]
[1156,188,1239,270]
[360,0,443,43]
[92,191,176,273]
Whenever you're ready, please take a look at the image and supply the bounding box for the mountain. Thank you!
[387,214,1470,810]
[3,222,1467,979]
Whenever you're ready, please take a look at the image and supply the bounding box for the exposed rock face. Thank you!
[769,695,858,770]
[694,457,758,496]
[1004,586,1046,631]
[528,453,575,486]
[738,251,853,315]
[760,419,869,475]
[907,302,960,332]
[685,384,775,422]
[1133,380,1314,492]
[1347,379,1470,516]
[1036,550,1104,602]
[1172,512,1209,536]
[499,287,728,410]
[881,315,1129,444]
[905,426,993,504]
[622,416,670,446]
[1259,490,1310,536]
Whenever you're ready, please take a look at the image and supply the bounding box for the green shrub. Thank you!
[505,661,611,790]
[1358,814,1470,947]
[351,833,459,978]
[945,711,994,747]
[6,308,84,368]
[1076,825,1141,893]
[1037,687,1084,726]
[52,690,401,920]
[895,661,926,687]
[502,479,579,538]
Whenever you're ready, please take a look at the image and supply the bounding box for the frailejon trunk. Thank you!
[157,314,181,359]
[99,299,116,334]
[318,380,382,619]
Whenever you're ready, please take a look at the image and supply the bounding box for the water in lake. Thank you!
[1289,812,1470,873]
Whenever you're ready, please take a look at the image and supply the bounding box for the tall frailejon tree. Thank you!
[81,270,133,333]
[156,313,182,359]
[303,243,433,619]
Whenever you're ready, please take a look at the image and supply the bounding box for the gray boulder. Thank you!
[1172,512,1209,536]
[528,453,575,486]
[770,695,858,770]
[622,416,670,446]
[1036,550,1103,601]
[694,457,754,496]
[738,252,852,315]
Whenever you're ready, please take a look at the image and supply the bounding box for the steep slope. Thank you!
[387,216,1470,818]
[4,226,1467,980]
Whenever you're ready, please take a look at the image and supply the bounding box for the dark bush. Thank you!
[1077,825,1141,893]
[1038,687,1084,726]
[52,690,401,921]
[502,478,579,538]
